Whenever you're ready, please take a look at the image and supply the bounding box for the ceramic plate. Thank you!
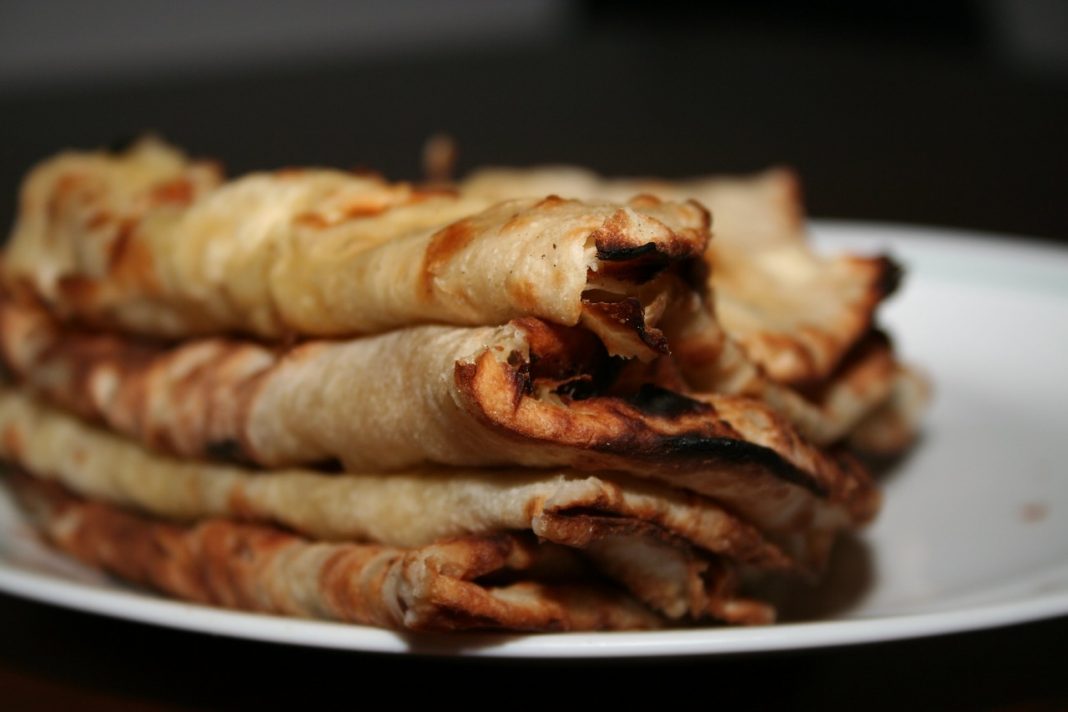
[2,221,1066,657]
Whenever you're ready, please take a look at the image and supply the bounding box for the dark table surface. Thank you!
[3,590,1068,709]
[2,24,1067,709]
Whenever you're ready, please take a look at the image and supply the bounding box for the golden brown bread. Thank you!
[9,474,671,632]
[0,387,791,620]
[659,288,900,447]
[461,165,923,455]
[0,141,930,634]
[1,141,920,454]
[462,165,898,386]
[0,299,877,568]
[2,139,708,356]
[0,385,792,573]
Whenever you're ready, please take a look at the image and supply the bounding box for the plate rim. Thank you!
[2,560,1068,658]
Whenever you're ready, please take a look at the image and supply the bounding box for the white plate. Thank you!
[2,220,1067,658]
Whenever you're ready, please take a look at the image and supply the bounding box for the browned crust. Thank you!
[8,474,663,633]
[420,216,478,297]
[0,376,797,576]
[421,196,708,301]
[454,338,879,532]
[872,255,904,302]
[0,295,273,460]
[535,511,776,623]
[148,177,196,206]
[535,471,785,570]
[7,143,715,348]
[591,200,709,285]
[15,154,220,327]
[816,254,902,381]
[0,390,791,622]
[0,296,876,541]
[729,254,902,387]
[594,198,710,259]
[53,276,105,317]
[459,334,850,496]
[504,322,871,529]
[0,298,158,421]
[797,331,895,405]
[781,331,899,449]
[580,298,669,359]
[289,180,454,231]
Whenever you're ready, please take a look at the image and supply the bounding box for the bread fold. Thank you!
[463,166,896,385]
[10,474,671,632]
[0,300,877,566]
[0,386,789,570]
[661,291,899,447]
[0,388,789,621]
[0,141,926,634]
[462,165,923,455]
[3,140,707,356]
[1,141,921,456]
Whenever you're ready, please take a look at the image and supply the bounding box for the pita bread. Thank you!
[462,166,898,385]
[3,140,707,355]
[10,474,670,632]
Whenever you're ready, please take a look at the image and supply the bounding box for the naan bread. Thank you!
[3,140,707,356]
[9,474,667,632]
[463,166,898,385]
[461,165,917,452]
[0,300,877,566]
[4,143,914,447]
[0,386,791,574]
[0,142,919,633]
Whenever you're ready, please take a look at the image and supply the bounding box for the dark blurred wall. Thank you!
[0,0,572,89]
[1,0,1065,240]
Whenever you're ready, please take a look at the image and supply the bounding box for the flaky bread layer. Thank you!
[0,300,877,568]
[3,139,707,349]
[8,474,663,632]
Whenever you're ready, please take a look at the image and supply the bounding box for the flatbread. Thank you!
[9,474,667,632]
[3,143,915,446]
[461,165,915,450]
[0,386,792,573]
[578,529,773,623]
[3,139,707,355]
[657,290,898,446]
[0,300,878,566]
[462,166,898,385]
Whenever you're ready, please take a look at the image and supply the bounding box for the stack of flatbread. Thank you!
[0,138,925,633]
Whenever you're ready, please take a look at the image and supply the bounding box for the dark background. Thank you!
[2,1,1067,240]
[2,590,1068,710]
[1,1,1066,707]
